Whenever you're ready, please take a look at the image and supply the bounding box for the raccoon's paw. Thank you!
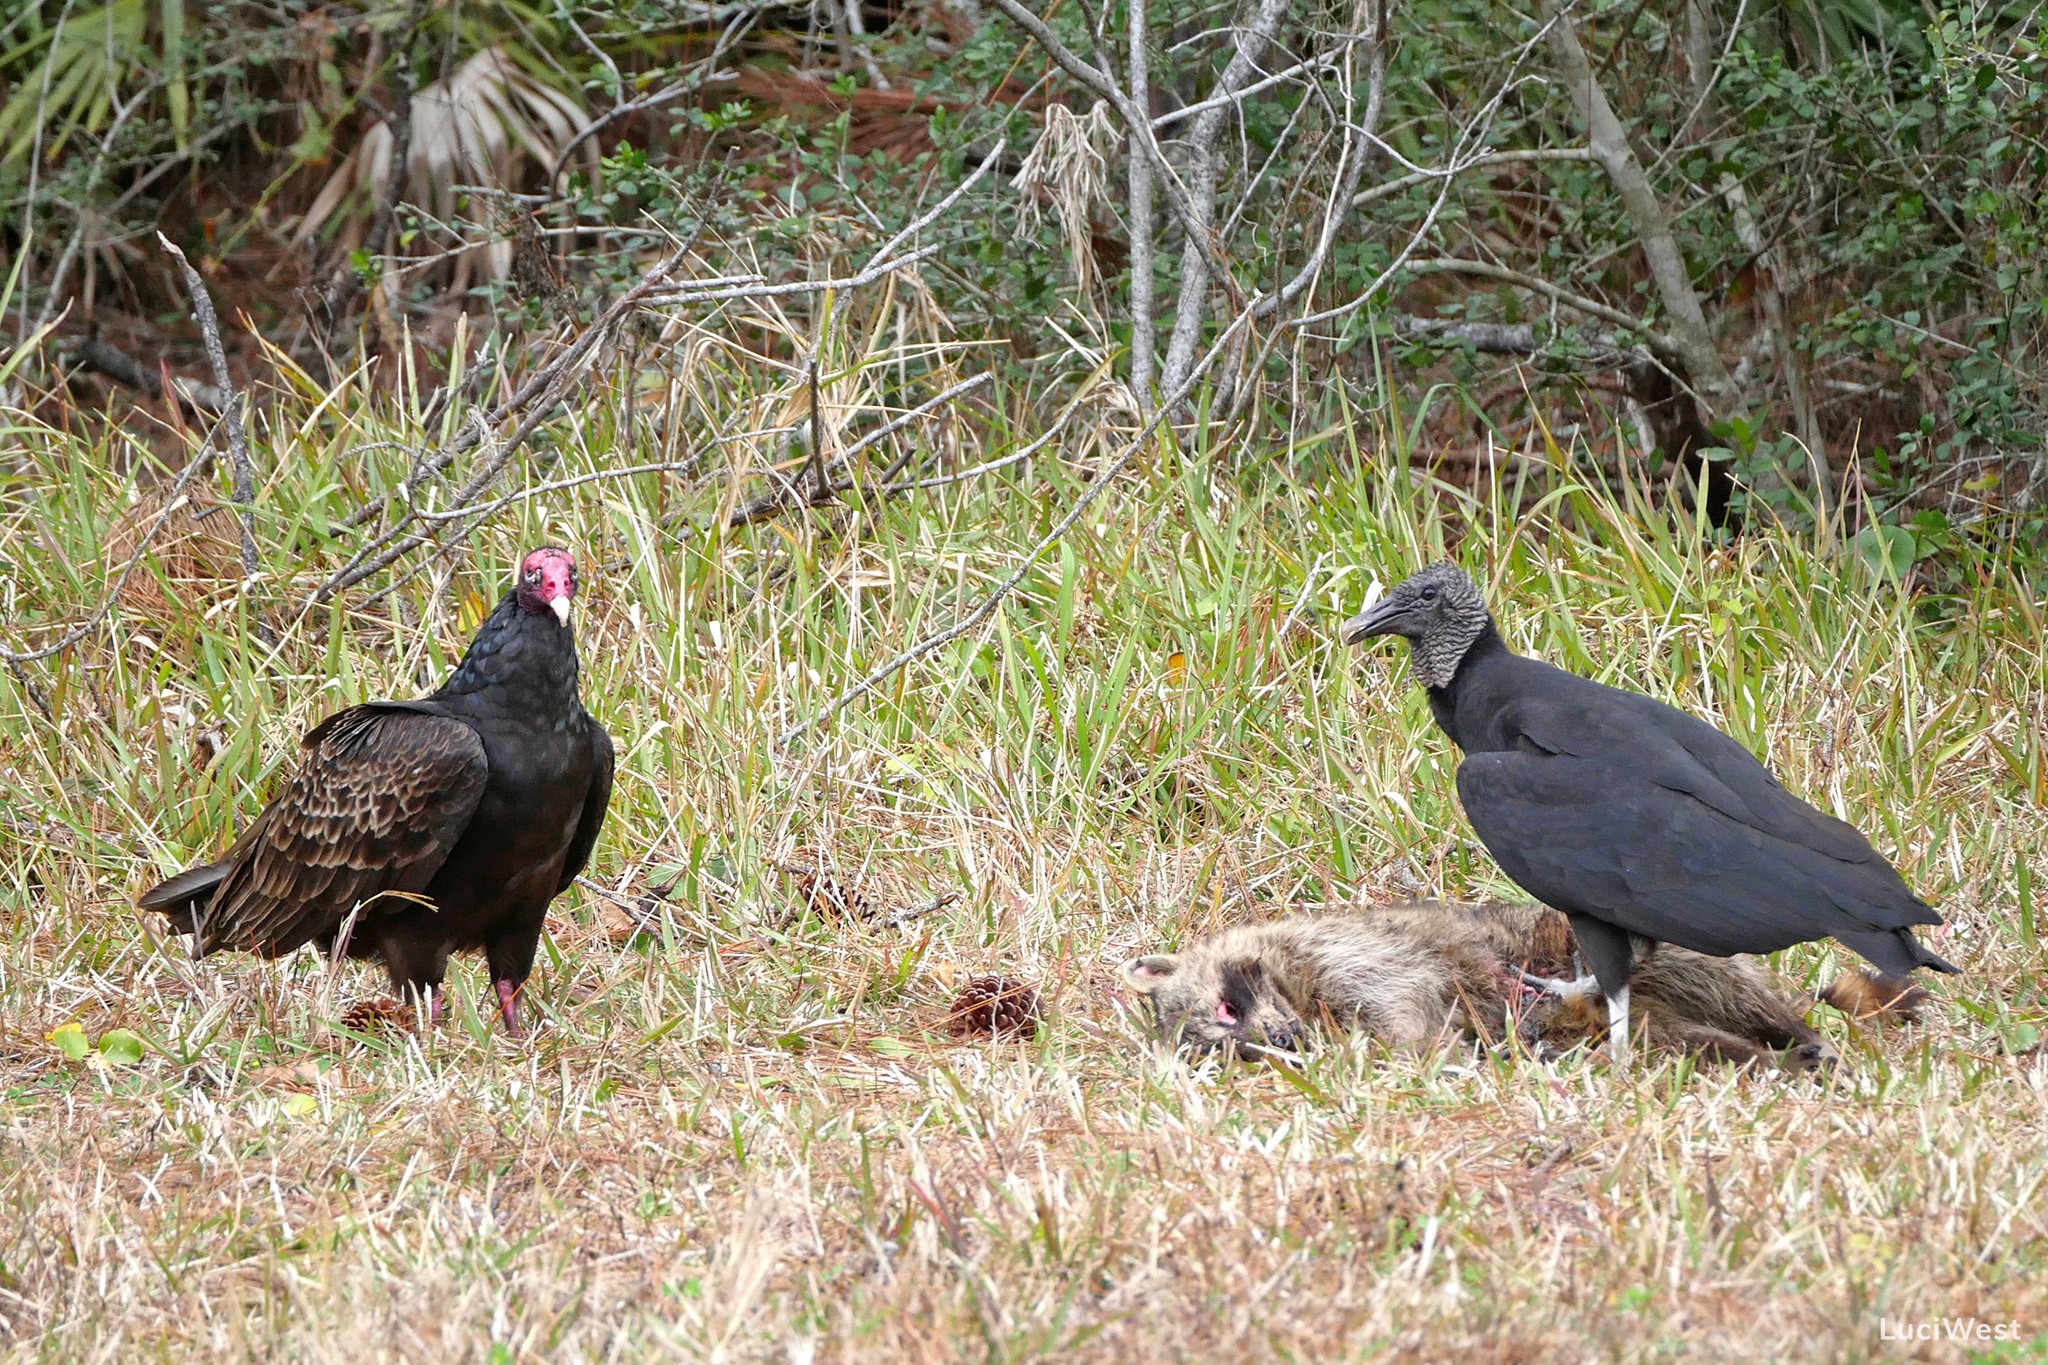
[1784,1039,1839,1073]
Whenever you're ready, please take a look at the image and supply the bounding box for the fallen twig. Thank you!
[414,459,707,523]
[640,243,947,308]
[574,873,683,936]
[878,891,960,930]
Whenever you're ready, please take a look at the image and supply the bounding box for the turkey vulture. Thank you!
[1339,562,1955,1064]
[139,547,614,1033]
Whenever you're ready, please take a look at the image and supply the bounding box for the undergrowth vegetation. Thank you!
[1,331,2044,1358]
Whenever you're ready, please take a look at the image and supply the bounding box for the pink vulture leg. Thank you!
[495,979,522,1035]
[424,987,443,1028]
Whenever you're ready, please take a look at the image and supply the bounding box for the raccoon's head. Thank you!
[1120,950,1307,1056]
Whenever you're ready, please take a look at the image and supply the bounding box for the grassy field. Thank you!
[2,338,2045,1362]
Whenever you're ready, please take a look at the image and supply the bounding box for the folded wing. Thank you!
[554,721,614,896]
[178,704,489,956]
[1455,744,1943,962]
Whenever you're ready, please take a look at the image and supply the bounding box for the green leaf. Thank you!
[49,1022,90,1061]
[97,1028,145,1066]
[282,1093,318,1118]
[1851,524,1916,578]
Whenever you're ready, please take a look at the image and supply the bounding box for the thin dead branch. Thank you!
[156,235,260,593]
[1157,0,1292,399]
[727,373,995,526]
[1348,147,1595,210]
[1404,258,1677,350]
[1540,0,1738,417]
[312,248,690,605]
[987,0,1241,302]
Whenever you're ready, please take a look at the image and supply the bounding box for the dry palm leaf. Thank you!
[293,47,593,288]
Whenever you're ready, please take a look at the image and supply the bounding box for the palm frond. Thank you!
[293,47,594,282]
[0,0,150,167]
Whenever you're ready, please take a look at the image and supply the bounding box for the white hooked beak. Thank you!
[550,596,571,626]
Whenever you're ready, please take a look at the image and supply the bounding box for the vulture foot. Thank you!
[495,979,523,1035]
[1604,984,1632,1068]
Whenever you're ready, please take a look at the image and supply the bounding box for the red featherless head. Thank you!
[516,547,578,625]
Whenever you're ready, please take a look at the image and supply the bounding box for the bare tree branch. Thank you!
[1287,12,1566,334]
[1541,0,1739,416]
[1393,318,1540,353]
[1404,257,1679,349]
[310,249,688,605]
[314,148,1005,607]
[1252,10,1385,321]
[1349,147,1594,210]
[1126,0,1155,409]
[1150,40,1356,131]
[642,244,945,307]
[881,364,1105,491]
[1157,0,1292,398]
[985,0,1241,301]
[726,372,995,526]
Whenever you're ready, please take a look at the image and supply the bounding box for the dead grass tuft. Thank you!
[103,479,241,618]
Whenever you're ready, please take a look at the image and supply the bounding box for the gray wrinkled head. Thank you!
[1337,562,1492,689]
[1121,949,1306,1056]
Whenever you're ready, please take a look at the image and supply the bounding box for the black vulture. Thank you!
[1339,562,1956,1063]
[139,547,615,1034]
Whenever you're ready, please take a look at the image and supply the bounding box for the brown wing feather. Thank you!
[196,707,488,957]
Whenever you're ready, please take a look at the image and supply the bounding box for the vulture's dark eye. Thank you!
[525,570,541,583]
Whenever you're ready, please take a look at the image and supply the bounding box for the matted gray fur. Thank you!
[1122,901,1833,1070]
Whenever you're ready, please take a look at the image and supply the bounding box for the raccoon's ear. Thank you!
[1121,955,1180,994]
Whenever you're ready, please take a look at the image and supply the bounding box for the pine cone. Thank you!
[945,976,1043,1041]
[339,997,412,1033]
